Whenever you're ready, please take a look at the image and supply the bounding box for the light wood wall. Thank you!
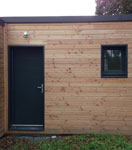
[0,25,4,137]
[6,22,132,134]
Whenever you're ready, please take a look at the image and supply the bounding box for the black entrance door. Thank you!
[8,46,44,130]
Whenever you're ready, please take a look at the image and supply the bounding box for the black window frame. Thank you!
[101,44,128,78]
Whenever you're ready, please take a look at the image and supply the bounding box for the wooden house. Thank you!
[0,14,132,137]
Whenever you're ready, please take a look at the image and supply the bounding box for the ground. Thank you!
[0,133,132,150]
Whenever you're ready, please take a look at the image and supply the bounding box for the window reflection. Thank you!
[104,50,122,71]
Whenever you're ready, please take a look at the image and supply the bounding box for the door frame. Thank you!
[8,45,45,131]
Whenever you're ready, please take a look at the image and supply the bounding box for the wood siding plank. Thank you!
[0,25,4,137]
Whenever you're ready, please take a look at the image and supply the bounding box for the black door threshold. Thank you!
[9,125,44,131]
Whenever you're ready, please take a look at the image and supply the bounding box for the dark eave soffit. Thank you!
[0,14,132,24]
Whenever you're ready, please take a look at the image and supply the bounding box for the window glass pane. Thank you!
[104,49,122,71]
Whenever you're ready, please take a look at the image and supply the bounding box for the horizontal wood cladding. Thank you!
[0,25,4,137]
[7,22,132,135]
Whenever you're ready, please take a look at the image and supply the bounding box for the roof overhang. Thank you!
[0,18,5,26]
[0,14,132,24]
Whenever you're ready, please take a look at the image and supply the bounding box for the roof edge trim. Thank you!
[1,14,132,23]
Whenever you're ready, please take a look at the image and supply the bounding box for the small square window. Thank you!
[101,45,128,78]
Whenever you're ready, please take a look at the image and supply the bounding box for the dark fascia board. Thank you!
[1,14,132,23]
[0,18,5,26]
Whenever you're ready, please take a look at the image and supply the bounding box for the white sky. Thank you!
[0,0,96,17]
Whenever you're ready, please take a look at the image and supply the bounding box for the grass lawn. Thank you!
[1,133,132,150]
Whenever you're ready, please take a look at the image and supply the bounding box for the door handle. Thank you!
[37,83,44,94]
